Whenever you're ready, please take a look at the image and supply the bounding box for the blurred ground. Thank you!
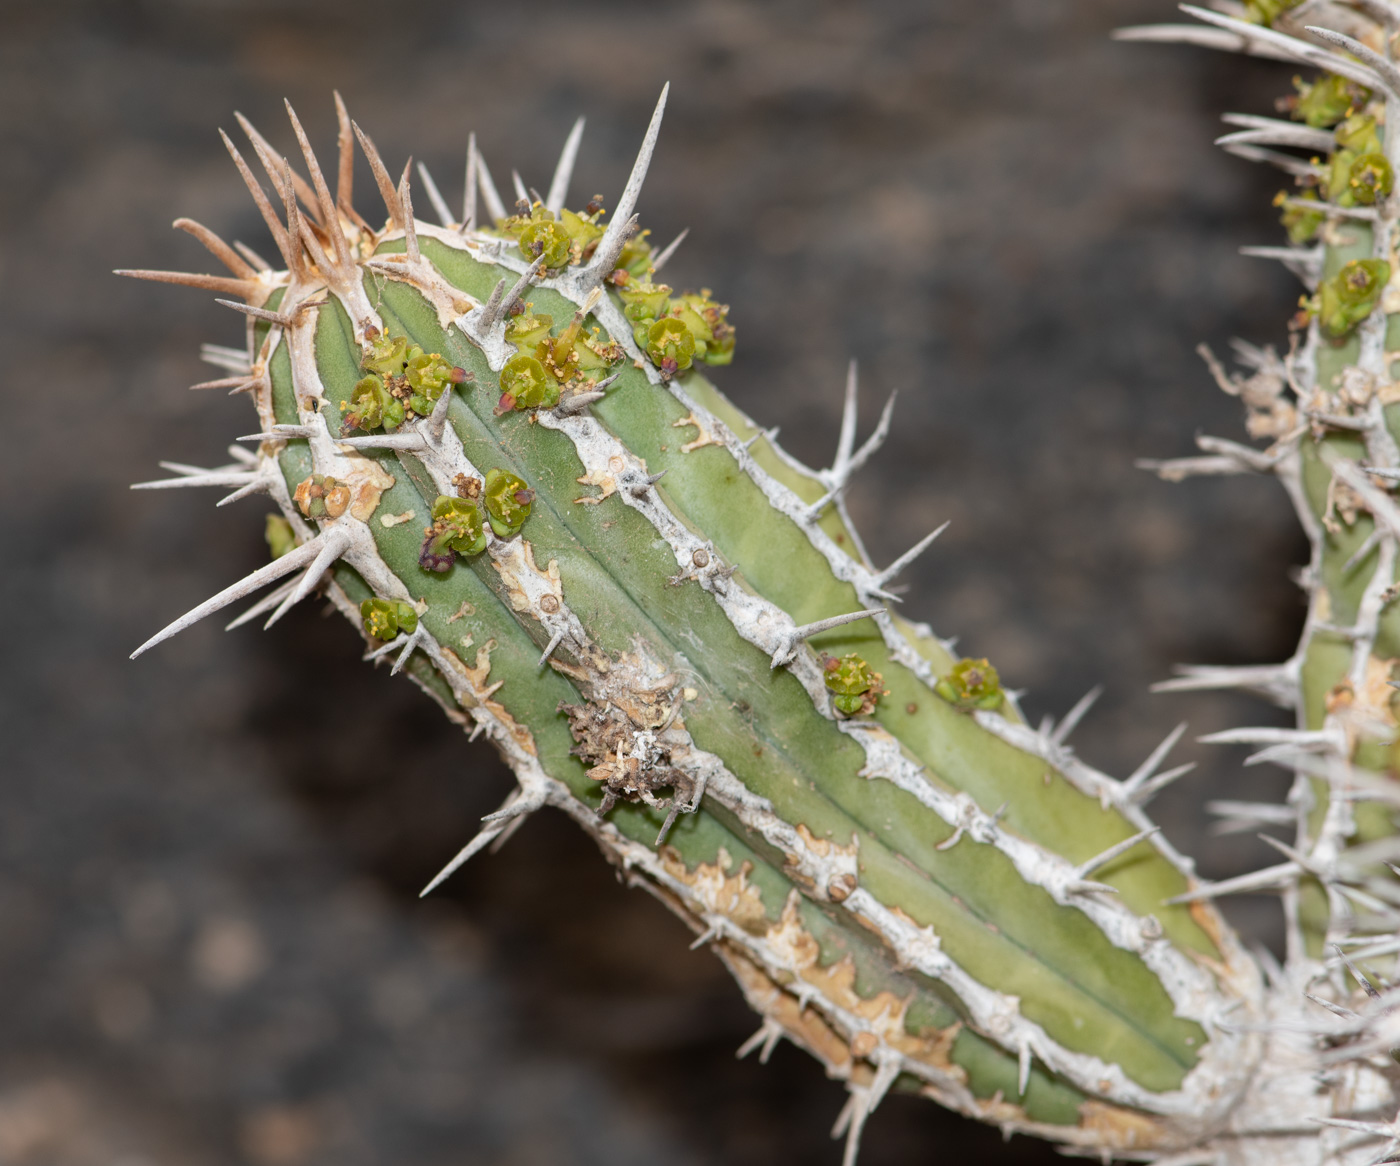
[1,0,1309,1163]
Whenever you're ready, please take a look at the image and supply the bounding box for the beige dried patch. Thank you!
[719,945,854,1073]
[379,510,415,528]
[1077,1099,1168,1152]
[765,894,959,1070]
[339,453,396,521]
[438,642,536,757]
[672,410,723,452]
[784,824,860,902]
[660,846,770,935]
[457,641,505,700]
[1360,655,1399,724]
[574,466,617,505]
[492,540,563,615]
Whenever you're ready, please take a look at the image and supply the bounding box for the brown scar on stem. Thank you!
[672,410,723,453]
[574,466,617,505]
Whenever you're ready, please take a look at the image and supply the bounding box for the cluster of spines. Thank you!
[1119,4,1400,1162]
[119,69,1307,1165]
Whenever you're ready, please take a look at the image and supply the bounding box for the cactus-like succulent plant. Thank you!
[122,5,1400,1159]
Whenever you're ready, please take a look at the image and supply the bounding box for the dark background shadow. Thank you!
[1,1,1307,1162]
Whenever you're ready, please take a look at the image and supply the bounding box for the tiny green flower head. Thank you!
[1348,152,1394,206]
[1291,74,1371,129]
[343,374,405,433]
[824,653,880,716]
[504,311,555,351]
[404,347,465,414]
[359,597,420,641]
[618,280,672,323]
[518,219,573,269]
[1335,113,1381,154]
[934,657,1004,711]
[558,206,604,254]
[428,495,488,558]
[647,317,696,378]
[362,327,409,378]
[499,353,560,410]
[1315,258,1392,339]
[483,468,534,538]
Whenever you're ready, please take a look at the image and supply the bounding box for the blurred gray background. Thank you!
[1,1,1307,1162]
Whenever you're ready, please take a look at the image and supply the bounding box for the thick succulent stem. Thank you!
[123,35,1400,1161]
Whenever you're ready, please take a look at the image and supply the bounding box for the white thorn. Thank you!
[545,117,586,214]
[263,527,353,628]
[1128,762,1197,805]
[736,1018,785,1063]
[537,629,564,668]
[336,430,429,453]
[1219,112,1334,150]
[1074,827,1161,880]
[585,84,668,282]
[1153,7,1388,92]
[557,389,606,415]
[1333,943,1383,999]
[842,391,897,481]
[224,577,298,631]
[935,824,966,852]
[130,471,258,492]
[800,484,845,524]
[420,826,503,896]
[835,361,860,472]
[582,213,639,288]
[510,168,529,207]
[200,343,253,373]
[474,145,507,223]
[836,1055,900,1166]
[1163,860,1300,905]
[216,478,272,507]
[1121,722,1188,797]
[740,425,778,452]
[873,523,949,588]
[397,166,420,265]
[1304,993,1358,1020]
[1017,1040,1032,1097]
[1152,662,1297,708]
[214,298,297,328]
[1206,799,1298,834]
[461,135,479,233]
[1050,684,1103,746]
[650,227,689,274]
[1215,125,1335,152]
[688,922,720,951]
[238,424,315,443]
[365,623,430,676]
[426,381,453,442]
[1305,25,1400,100]
[1198,726,1334,748]
[493,255,546,324]
[420,784,547,896]
[769,609,882,669]
[130,534,328,658]
[416,161,454,227]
